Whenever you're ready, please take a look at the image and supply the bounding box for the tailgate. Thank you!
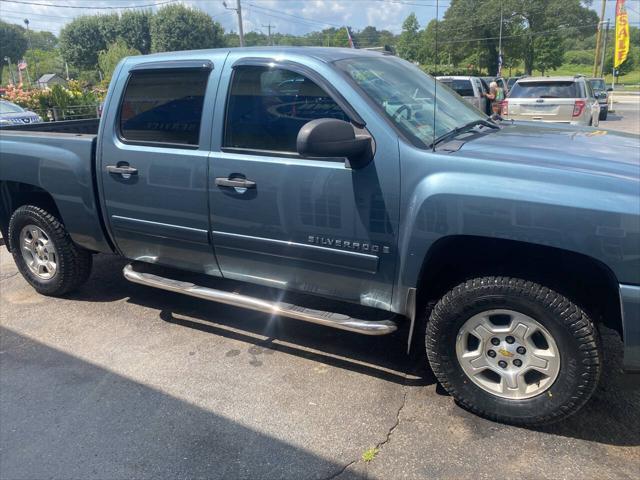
[508,98,575,122]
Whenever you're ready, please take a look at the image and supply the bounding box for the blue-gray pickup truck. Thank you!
[1,47,638,426]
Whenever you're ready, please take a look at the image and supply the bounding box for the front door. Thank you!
[208,58,400,308]
[100,61,221,275]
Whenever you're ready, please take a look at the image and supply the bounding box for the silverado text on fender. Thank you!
[1,47,638,426]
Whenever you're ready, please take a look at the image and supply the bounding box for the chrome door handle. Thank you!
[215,177,256,189]
[106,164,138,177]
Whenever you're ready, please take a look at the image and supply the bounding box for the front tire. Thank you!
[8,205,92,296]
[426,277,601,426]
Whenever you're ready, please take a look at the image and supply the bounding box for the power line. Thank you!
[0,0,177,9]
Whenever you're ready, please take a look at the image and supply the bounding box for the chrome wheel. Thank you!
[20,225,58,280]
[455,309,560,399]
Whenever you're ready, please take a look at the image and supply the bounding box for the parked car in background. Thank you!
[436,76,488,113]
[502,76,600,126]
[588,77,611,120]
[0,100,42,126]
[481,76,509,95]
[507,76,524,90]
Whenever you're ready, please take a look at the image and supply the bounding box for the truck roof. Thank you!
[123,46,387,66]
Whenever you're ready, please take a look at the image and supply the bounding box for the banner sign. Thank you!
[615,0,629,68]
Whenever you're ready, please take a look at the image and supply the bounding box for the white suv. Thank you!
[502,76,600,127]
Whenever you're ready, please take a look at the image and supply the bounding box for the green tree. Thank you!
[118,10,151,54]
[150,4,224,53]
[98,39,141,84]
[25,49,65,79]
[59,15,107,70]
[97,14,120,48]
[332,28,351,48]
[533,34,563,75]
[29,31,58,51]
[0,21,28,83]
[507,0,598,74]
[397,13,421,62]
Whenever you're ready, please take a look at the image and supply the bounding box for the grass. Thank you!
[523,64,640,87]
[361,447,379,463]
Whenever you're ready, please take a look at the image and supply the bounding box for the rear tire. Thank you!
[425,277,601,426]
[8,205,92,296]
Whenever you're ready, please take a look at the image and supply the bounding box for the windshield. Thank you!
[509,81,578,99]
[335,56,484,149]
[0,101,25,114]
[589,79,606,91]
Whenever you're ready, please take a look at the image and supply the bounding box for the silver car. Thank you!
[436,76,489,114]
[0,100,42,126]
[502,76,600,127]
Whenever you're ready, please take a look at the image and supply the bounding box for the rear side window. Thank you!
[509,81,578,99]
[439,79,474,97]
[224,65,350,152]
[119,69,209,147]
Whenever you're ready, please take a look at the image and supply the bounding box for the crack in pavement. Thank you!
[0,272,18,282]
[326,382,409,480]
[324,459,358,480]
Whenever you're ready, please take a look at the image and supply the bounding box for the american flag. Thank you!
[346,27,355,49]
[17,59,27,71]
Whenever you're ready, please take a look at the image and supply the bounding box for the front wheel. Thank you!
[426,277,601,426]
[8,205,92,296]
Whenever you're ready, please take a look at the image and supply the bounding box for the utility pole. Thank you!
[592,0,606,77]
[223,0,245,47]
[599,19,610,78]
[23,18,39,85]
[262,23,275,45]
[222,0,244,47]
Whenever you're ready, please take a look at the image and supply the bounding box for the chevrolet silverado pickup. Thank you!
[1,47,639,426]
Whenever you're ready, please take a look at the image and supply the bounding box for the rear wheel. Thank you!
[425,277,601,426]
[8,205,92,296]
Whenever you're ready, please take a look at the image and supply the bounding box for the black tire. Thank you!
[8,205,92,296]
[426,277,601,426]
[599,107,608,121]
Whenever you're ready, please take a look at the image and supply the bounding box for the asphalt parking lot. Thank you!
[1,103,639,480]
[601,93,640,134]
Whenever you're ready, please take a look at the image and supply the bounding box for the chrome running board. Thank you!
[123,264,397,336]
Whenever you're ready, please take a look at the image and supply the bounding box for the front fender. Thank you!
[392,149,639,313]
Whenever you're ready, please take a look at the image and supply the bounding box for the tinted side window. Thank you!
[440,79,474,97]
[224,66,349,152]
[119,69,209,146]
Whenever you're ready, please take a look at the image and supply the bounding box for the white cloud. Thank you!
[1,0,637,39]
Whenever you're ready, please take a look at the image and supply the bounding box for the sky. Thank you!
[0,0,639,38]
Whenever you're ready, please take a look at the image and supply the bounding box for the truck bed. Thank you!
[0,118,100,135]
[0,127,112,254]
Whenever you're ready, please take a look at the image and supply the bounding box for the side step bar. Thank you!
[123,264,397,336]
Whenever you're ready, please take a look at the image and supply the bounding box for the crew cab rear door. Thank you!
[99,58,223,274]
[207,55,400,308]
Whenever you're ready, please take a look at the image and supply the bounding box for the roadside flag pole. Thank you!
[498,1,503,77]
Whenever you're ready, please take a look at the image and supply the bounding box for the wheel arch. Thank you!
[1,181,63,252]
[414,235,623,337]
